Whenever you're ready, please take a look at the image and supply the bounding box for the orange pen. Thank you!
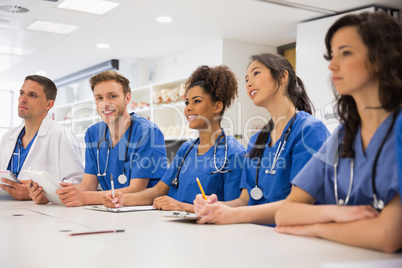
[196,177,207,200]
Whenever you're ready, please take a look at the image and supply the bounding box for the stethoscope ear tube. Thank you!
[171,139,197,187]
[11,127,25,176]
[370,110,398,210]
[253,113,297,200]
[96,117,133,178]
[334,109,398,209]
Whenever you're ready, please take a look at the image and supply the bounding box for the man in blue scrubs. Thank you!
[56,71,167,207]
[0,75,83,201]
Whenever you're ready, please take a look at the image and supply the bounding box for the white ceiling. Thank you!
[0,0,401,91]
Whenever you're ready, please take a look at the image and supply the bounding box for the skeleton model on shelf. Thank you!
[130,101,150,111]
[153,84,185,105]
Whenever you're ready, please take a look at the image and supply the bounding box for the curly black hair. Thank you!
[324,11,402,158]
[185,65,238,115]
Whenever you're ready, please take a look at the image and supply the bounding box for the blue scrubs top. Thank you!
[160,135,245,204]
[240,111,330,205]
[7,128,38,177]
[85,113,168,191]
[293,111,401,206]
[396,111,402,205]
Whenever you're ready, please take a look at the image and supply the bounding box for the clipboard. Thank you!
[0,170,20,185]
[85,205,156,213]
[163,211,201,220]
[23,170,62,204]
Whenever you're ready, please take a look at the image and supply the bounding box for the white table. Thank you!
[0,196,401,268]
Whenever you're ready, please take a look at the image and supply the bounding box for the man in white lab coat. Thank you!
[0,75,83,202]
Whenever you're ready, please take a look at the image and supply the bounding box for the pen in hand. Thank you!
[196,177,207,200]
[111,174,115,198]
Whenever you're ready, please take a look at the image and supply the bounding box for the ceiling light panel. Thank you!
[57,0,120,15]
[157,16,173,23]
[96,43,110,49]
[27,20,78,34]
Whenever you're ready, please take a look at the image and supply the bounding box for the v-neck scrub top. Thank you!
[293,111,401,206]
[240,111,330,206]
[84,113,168,191]
[160,135,245,204]
[7,128,38,177]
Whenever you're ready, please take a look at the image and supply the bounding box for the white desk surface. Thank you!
[1,195,401,268]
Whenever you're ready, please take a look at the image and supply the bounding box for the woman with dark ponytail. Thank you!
[193,53,329,225]
[276,12,402,253]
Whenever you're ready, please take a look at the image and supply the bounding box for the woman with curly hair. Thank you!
[193,53,329,224]
[275,11,402,253]
[103,65,245,212]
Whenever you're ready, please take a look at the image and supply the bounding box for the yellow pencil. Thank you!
[196,177,207,200]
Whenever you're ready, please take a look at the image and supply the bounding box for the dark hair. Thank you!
[247,53,314,158]
[89,70,131,95]
[185,65,238,115]
[25,75,57,101]
[324,11,402,158]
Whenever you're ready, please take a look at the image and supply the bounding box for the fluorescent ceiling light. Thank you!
[54,59,119,87]
[157,16,173,23]
[96,43,110,49]
[0,45,33,56]
[27,20,78,34]
[255,0,336,15]
[57,0,119,15]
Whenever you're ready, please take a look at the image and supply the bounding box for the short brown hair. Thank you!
[25,75,57,101]
[89,70,131,95]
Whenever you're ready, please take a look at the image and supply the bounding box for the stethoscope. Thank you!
[334,110,398,211]
[10,127,25,176]
[97,117,133,185]
[251,113,297,200]
[171,129,230,188]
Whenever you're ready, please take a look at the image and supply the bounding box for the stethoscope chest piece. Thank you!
[250,186,263,200]
[118,174,127,185]
[373,195,385,210]
[171,178,179,187]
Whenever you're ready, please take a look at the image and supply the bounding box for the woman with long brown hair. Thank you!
[275,11,402,253]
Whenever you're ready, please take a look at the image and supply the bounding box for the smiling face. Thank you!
[18,80,53,121]
[94,80,131,126]
[328,26,378,96]
[245,60,280,108]
[184,86,222,131]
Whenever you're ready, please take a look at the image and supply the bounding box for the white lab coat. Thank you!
[0,115,84,185]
